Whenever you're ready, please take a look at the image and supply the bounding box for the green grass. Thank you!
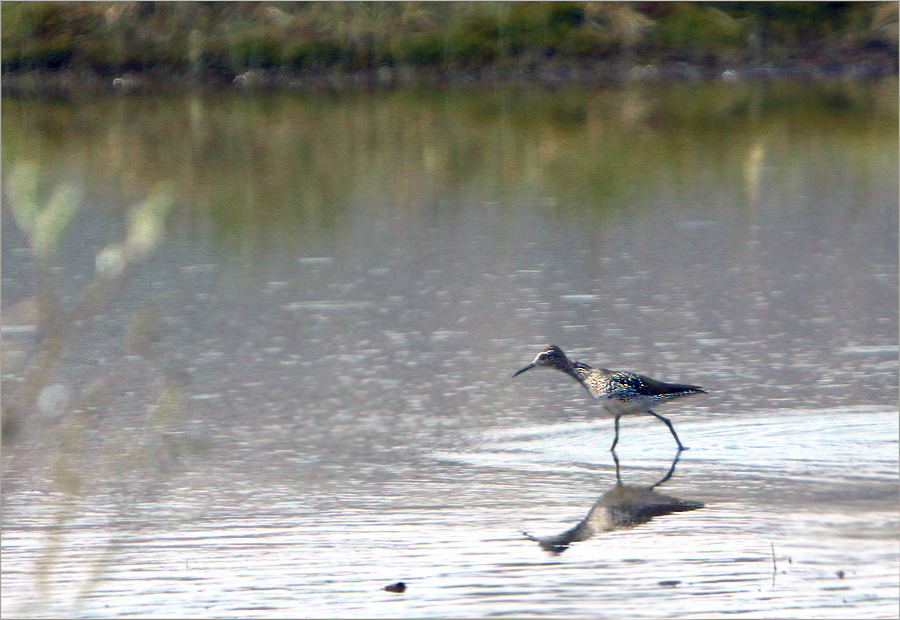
[1,1,896,76]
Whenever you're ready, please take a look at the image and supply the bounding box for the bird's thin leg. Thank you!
[649,409,688,451]
[609,415,621,452]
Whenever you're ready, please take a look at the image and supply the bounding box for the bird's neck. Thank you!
[563,362,605,398]
[563,362,592,384]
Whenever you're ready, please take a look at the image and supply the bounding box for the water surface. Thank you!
[2,79,898,617]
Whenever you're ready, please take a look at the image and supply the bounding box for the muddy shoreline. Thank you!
[3,55,897,97]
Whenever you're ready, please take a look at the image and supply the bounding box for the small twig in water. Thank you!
[770,542,777,588]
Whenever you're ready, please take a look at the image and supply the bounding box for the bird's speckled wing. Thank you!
[609,372,704,399]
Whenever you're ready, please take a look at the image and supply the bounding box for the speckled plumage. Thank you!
[513,345,705,451]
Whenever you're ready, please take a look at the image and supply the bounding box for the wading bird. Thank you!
[513,345,705,451]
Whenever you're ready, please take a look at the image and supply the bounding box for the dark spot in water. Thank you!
[384,581,406,593]
[836,570,845,579]
[658,580,680,587]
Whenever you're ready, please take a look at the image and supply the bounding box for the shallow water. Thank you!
[2,80,898,617]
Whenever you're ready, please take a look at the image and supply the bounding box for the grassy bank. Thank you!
[2,1,898,91]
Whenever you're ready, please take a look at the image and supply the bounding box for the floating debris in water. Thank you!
[384,582,407,593]
[658,580,681,587]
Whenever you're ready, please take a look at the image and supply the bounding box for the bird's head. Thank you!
[513,345,572,377]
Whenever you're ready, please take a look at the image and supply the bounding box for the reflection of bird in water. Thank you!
[513,345,705,451]
[524,451,703,554]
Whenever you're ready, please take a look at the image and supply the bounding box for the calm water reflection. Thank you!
[525,451,704,554]
[2,80,898,618]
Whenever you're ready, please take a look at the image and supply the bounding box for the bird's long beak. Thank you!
[513,363,536,377]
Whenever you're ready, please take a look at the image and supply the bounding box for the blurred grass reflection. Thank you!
[3,79,897,257]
